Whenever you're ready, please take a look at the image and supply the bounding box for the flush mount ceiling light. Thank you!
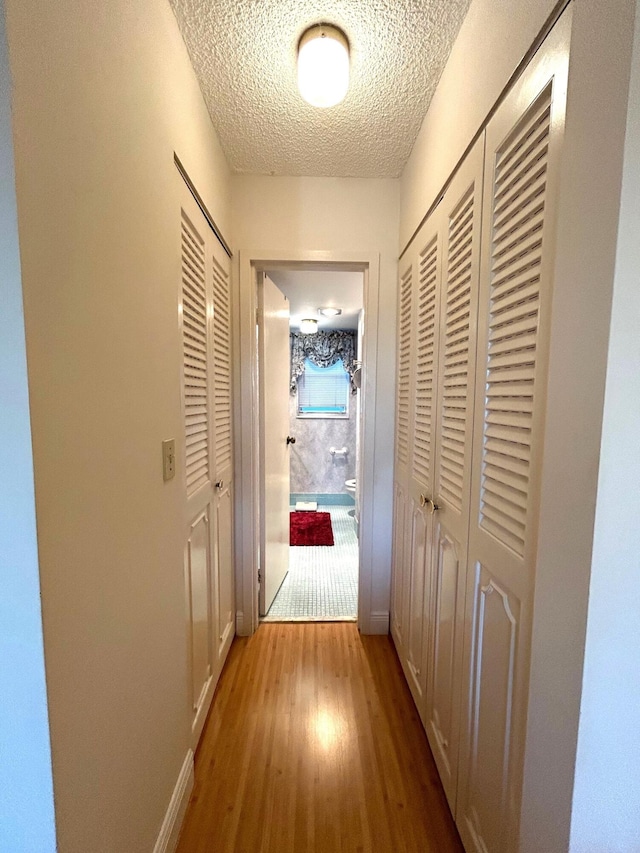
[318,307,342,317]
[300,318,319,334]
[297,24,350,108]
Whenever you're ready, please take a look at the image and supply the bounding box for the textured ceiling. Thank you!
[169,0,472,178]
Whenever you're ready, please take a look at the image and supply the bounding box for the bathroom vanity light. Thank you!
[300,318,318,334]
[297,24,350,108]
[318,307,342,317]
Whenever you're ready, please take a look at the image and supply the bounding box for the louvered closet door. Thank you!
[424,137,483,812]
[404,214,442,718]
[210,246,234,670]
[179,180,235,749]
[457,14,570,853]
[391,258,414,654]
[180,188,215,748]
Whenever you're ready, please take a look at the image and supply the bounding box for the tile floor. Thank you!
[261,505,358,622]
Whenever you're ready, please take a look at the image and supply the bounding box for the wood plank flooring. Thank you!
[176,623,464,853]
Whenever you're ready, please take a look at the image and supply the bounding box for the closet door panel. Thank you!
[179,174,235,749]
[458,12,570,852]
[186,510,212,720]
[391,480,410,651]
[406,498,430,714]
[211,243,235,671]
[463,564,520,853]
[425,138,484,812]
[390,259,414,659]
[180,189,215,748]
[213,480,234,663]
[395,262,414,482]
[411,234,440,496]
[427,526,463,794]
[404,221,442,717]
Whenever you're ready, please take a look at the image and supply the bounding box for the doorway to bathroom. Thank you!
[258,266,364,623]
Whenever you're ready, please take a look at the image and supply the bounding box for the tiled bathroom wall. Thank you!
[289,391,356,497]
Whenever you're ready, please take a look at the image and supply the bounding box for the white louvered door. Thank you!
[179,180,234,749]
[391,260,414,654]
[404,215,442,717]
[425,138,483,812]
[180,192,214,749]
[457,15,569,852]
[210,245,234,671]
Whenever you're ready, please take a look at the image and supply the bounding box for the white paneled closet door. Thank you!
[425,137,483,812]
[457,13,570,853]
[210,244,235,672]
[404,217,442,718]
[179,180,235,749]
[180,190,214,749]
[391,259,414,656]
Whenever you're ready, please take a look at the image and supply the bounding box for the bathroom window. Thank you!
[297,358,350,418]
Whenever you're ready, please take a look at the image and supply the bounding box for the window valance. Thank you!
[290,330,358,394]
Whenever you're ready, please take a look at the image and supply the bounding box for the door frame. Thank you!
[234,249,381,636]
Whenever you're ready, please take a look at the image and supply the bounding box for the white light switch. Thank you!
[162,439,176,481]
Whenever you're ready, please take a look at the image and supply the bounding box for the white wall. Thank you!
[0,2,56,849]
[232,175,399,631]
[569,2,640,848]
[5,0,231,848]
[400,0,557,249]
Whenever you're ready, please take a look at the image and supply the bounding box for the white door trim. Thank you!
[233,249,382,636]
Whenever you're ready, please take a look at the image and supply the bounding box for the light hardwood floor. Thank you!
[176,623,464,853]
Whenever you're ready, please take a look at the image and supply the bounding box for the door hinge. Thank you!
[258,569,262,585]
[256,308,260,326]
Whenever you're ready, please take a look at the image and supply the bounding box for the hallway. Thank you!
[176,623,463,852]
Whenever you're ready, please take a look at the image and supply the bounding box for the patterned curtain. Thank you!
[290,330,358,394]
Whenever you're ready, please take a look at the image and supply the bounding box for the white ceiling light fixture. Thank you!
[318,307,342,317]
[300,318,319,334]
[297,24,350,108]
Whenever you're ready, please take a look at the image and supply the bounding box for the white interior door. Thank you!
[258,273,291,616]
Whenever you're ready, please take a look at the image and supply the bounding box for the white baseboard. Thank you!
[192,671,216,749]
[153,749,194,853]
[368,611,390,635]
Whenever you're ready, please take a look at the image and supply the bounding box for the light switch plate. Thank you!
[162,439,176,481]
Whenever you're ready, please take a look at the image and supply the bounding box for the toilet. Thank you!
[345,479,358,537]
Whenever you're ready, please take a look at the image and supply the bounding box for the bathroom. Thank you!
[261,267,364,622]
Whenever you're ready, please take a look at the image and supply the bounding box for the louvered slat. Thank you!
[181,213,209,495]
[412,238,438,487]
[480,87,552,556]
[395,265,413,470]
[438,186,475,511]
[211,255,232,473]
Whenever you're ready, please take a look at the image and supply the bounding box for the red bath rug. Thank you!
[290,511,334,547]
